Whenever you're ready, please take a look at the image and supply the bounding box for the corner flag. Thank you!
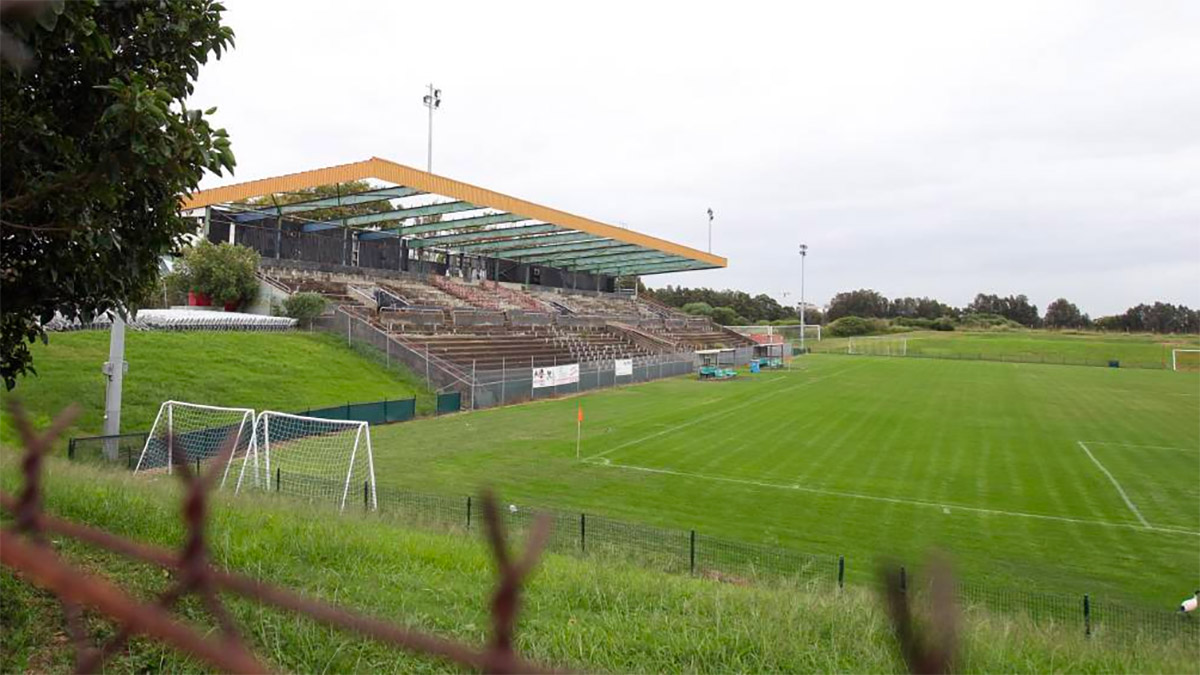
[575,403,583,460]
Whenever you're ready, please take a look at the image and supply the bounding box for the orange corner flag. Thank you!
[577,403,584,423]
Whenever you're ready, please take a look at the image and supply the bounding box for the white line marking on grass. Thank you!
[1077,441,1199,453]
[582,459,1199,537]
[582,364,865,462]
[1076,441,1152,528]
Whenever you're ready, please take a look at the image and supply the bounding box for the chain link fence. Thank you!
[243,470,1197,642]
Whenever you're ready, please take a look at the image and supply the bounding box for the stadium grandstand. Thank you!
[182,158,755,403]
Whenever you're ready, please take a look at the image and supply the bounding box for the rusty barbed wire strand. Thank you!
[1,401,562,674]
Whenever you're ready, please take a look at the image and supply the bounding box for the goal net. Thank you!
[255,411,376,510]
[1173,349,1200,372]
[134,401,258,491]
[847,336,908,356]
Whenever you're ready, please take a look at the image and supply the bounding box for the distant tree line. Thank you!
[644,284,1198,334]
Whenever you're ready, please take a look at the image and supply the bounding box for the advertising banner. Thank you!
[615,358,633,377]
[532,363,580,389]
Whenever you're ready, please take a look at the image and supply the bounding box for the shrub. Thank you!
[282,292,327,328]
[931,317,956,331]
[710,306,745,326]
[175,241,260,307]
[681,302,714,316]
[827,316,889,337]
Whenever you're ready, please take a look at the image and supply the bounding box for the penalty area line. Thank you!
[581,458,1198,537]
[1076,441,1152,528]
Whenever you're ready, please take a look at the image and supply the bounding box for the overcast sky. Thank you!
[190,0,1199,316]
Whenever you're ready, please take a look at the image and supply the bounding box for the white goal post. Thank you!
[1172,349,1200,372]
[134,401,258,491]
[255,411,377,511]
[847,335,908,356]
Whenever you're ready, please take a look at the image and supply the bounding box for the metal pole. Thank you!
[501,357,506,404]
[706,208,714,253]
[426,83,434,172]
[799,244,807,355]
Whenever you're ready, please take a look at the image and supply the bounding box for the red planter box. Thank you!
[188,291,212,307]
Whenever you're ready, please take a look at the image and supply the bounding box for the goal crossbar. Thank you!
[1172,349,1200,372]
[134,401,258,490]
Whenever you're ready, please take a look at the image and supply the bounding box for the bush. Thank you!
[175,241,260,307]
[827,316,889,337]
[710,306,746,326]
[931,317,956,331]
[681,302,714,317]
[282,292,327,328]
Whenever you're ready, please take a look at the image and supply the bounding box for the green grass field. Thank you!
[3,460,1195,673]
[811,329,1200,369]
[0,330,432,442]
[363,355,1199,609]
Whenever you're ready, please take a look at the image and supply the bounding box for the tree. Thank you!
[1043,298,1088,329]
[967,293,1039,327]
[680,302,714,316]
[826,289,889,321]
[0,1,236,389]
[709,306,745,326]
[174,241,260,307]
[281,292,327,329]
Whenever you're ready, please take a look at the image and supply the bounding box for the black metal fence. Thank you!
[67,432,149,470]
[258,471,1196,643]
[302,397,417,425]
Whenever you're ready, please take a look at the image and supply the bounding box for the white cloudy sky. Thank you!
[190,0,1199,316]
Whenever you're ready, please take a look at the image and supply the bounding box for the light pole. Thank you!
[707,208,714,252]
[422,84,442,172]
[799,244,808,355]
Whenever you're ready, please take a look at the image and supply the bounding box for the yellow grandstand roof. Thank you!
[183,157,725,276]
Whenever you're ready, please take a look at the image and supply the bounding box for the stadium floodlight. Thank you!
[799,244,808,355]
[1172,349,1200,372]
[422,83,443,173]
[255,411,377,511]
[135,401,258,491]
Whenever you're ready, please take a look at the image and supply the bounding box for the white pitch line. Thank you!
[1077,440,1199,453]
[583,458,1199,537]
[581,364,864,462]
[1076,441,1152,528]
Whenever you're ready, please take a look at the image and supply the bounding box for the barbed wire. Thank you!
[0,400,559,674]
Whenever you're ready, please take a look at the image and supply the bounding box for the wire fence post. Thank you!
[275,468,280,492]
[501,357,506,404]
[1083,594,1091,637]
[466,495,472,530]
[363,481,368,511]
[838,555,845,589]
[899,565,907,593]
[425,343,430,388]
[386,335,390,369]
[471,360,477,410]
[68,439,75,460]
[580,513,586,553]
[689,529,696,575]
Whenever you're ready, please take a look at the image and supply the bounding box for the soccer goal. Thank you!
[255,411,377,511]
[1172,349,1200,372]
[134,401,258,490]
[847,335,908,356]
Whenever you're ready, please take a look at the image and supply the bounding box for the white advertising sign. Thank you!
[532,363,580,389]
[615,358,633,377]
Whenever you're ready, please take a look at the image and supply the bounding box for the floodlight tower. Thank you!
[707,208,714,252]
[799,244,808,354]
[422,84,442,172]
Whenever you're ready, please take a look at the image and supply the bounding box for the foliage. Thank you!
[680,302,714,316]
[827,316,890,337]
[709,306,746,326]
[242,180,394,223]
[894,317,955,331]
[958,313,1024,330]
[175,241,259,306]
[1043,298,1090,329]
[966,294,1040,328]
[826,290,890,321]
[1094,302,1199,334]
[0,0,235,390]
[282,292,327,328]
[646,286,795,323]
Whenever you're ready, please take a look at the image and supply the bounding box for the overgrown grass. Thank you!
[0,330,434,442]
[2,459,1195,674]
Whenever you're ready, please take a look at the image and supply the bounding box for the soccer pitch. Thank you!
[368,355,1200,607]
